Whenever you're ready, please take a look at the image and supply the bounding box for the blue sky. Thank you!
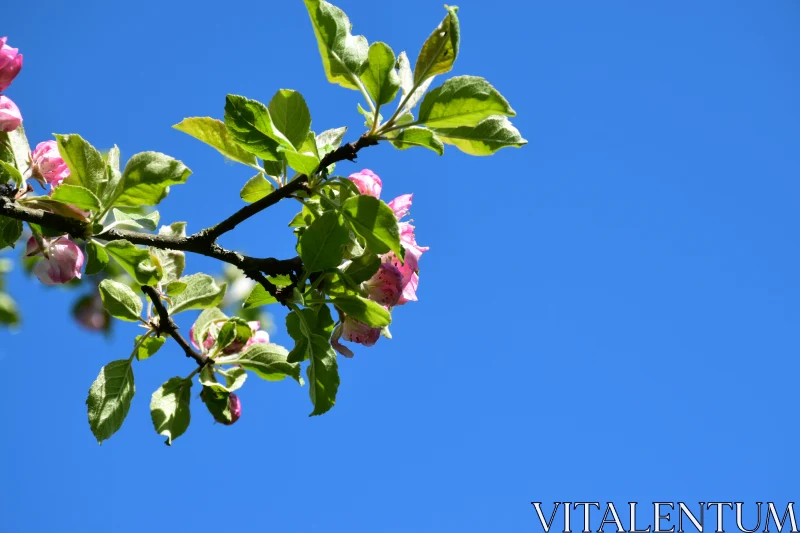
[2,1,799,531]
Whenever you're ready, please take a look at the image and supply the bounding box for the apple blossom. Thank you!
[364,262,403,306]
[348,169,382,198]
[31,140,70,187]
[0,95,21,132]
[0,37,22,92]
[25,236,84,286]
[341,315,381,347]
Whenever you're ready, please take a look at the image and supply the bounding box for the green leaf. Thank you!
[0,292,19,325]
[216,317,253,350]
[150,377,192,446]
[101,146,122,207]
[340,195,402,257]
[343,252,381,284]
[298,211,349,272]
[332,295,391,327]
[283,149,320,176]
[164,280,187,296]
[85,242,109,275]
[243,284,278,309]
[56,134,107,195]
[224,95,291,161]
[414,5,460,86]
[50,184,102,211]
[1,126,30,186]
[0,216,22,250]
[192,308,228,347]
[240,173,275,203]
[98,279,143,322]
[315,127,347,160]
[105,239,162,286]
[267,89,312,150]
[173,117,260,169]
[105,208,160,232]
[150,222,186,282]
[303,0,369,91]
[200,386,234,424]
[306,334,339,416]
[167,273,226,314]
[86,359,135,444]
[390,127,444,155]
[357,103,383,128]
[418,75,515,129]
[225,343,302,384]
[134,335,166,361]
[200,366,247,393]
[110,152,191,207]
[286,306,335,363]
[362,42,401,106]
[0,160,22,187]
[432,115,527,156]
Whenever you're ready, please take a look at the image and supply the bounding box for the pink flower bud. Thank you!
[0,95,22,132]
[227,393,242,425]
[341,315,381,347]
[0,37,23,92]
[246,328,270,347]
[331,324,355,358]
[348,169,382,198]
[74,294,109,331]
[388,194,413,220]
[31,141,70,187]
[364,262,403,307]
[26,236,84,286]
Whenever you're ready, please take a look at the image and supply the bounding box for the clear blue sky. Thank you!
[2,1,799,531]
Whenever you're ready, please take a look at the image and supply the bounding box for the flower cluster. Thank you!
[0,37,22,133]
[333,169,429,357]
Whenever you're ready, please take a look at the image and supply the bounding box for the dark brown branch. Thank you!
[142,285,209,367]
[0,196,88,239]
[197,134,379,241]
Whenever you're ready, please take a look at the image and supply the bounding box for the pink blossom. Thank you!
[348,169,382,198]
[31,141,70,187]
[227,393,242,425]
[74,294,108,331]
[0,95,21,132]
[364,262,403,307]
[0,37,23,92]
[331,324,355,358]
[26,236,84,286]
[191,318,269,355]
[341,315,381,347]
[380,194,428,306]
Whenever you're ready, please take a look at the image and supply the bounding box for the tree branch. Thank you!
[142,285,209,367]
[0,134,379,304]
[196,134,379,241]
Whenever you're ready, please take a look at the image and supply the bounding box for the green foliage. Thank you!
[298,211,349,272]
[341,195,402,257]
[0,126,30,186]
[362,42,401,107]
[87,359,135,444]
[167,273,226,314]
[224,343,303,384]
[111,152,192,207]
[414,5,460,86]
[57,133,107,194]
[418,75,515,129]
[85,242,109,275]
[331,295,391,328]
[105,239,162,286]
[284,148,320,176]
[315,127,347,159]
[306,334,339,416]
[0,160,22,187]
[268,89,312,149]
[304,0,369,90]
[200,366,247,393]
[104,209,161,232]
[0,216,22,250]
[191,308,228,347]
[432,115,527,156]
[50,184,102,212]
[240,173,275,203]
[134,335,166,361]
[343,252,381,284]
[150,377,192,445]
[150,222,186,283]
[0,292,19,325]
[98,279,143,322]
[224,95,286,161]
[173,117,261,169]
[390,127,444,155]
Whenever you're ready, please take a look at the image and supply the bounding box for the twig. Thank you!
[142,285,209,367]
